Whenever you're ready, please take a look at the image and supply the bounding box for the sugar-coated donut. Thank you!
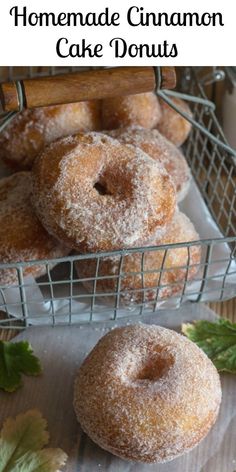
[0,101,101,170]
[0,172,68,286]
[107,126,191,202]
[157,97,192,147]
[76,211,201,304]
[74,324,221,463]
[31,132,176,253]
[101,92,161,130]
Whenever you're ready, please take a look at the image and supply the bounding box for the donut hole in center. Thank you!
[93,177,114,196]
[133,352,174,382]
[93,164,132,199]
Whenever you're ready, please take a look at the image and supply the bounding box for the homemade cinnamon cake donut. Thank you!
[157,97,192,147]
[31,132,176,253]
[76,211,201,304]
[101,92,161,130]
[74,324,221,463]
[0,172,68,286]
[107,127,191,202]
[0,101,101,170]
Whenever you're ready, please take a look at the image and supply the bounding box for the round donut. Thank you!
[0,172,68,286]
[101,92,161,130]
[76,211,201,304]
[74,324,221,463]
[107,126,191,202]
[31,132,176,253]
[157,97,192,147]
[0,101,101,170]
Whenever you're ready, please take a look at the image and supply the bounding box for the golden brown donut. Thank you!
[157,97,192,147]
[0,172,68,286]
[76,211,201,304]
[74,324,221,463]
[101,92,161,130]
[31,132,176,253]
[107,126,191,202]
[0,101,101,170]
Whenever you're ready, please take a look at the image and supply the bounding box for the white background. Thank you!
[0,0,235,65]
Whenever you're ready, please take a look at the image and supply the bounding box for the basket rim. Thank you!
[0,235,235,270]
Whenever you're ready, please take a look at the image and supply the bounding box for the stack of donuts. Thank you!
[0,90,201,304]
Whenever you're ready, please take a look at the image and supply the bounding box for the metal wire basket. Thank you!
[0,67,235,329]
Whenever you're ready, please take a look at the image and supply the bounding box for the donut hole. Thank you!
[93,181,112,196]
[133,351,174,383]
[93,166,131,198]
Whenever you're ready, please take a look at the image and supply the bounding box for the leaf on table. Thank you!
[0,409,67,472]
[182,318,236,373]
[0,340,42,392]
[5,449,68,472]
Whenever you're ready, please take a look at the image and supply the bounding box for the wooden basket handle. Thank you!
[0,66,176,112]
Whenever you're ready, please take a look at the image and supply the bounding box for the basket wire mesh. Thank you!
[0,67,235,328]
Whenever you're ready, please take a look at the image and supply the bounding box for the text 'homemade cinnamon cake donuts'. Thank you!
[74,324,221,463]
[0,101,101,170]
[31,132,176,253]
[0,172,68,286]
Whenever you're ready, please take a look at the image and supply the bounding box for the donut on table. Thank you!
[107,126,191,202]
[0,101,101,170]
[101,92,161,130]
[76,211,201,304]
[31,132,176,253]
[74,324,221,463]
[157,97,192,147]
[0,172,68,286]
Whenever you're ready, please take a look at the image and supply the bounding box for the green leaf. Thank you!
[7,450,67,472]
[0,341,42,392]
[0,410,48,470]
[182,318,236,373]
[0,410,67,472]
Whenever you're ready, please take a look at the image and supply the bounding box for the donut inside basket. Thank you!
[0,66,235,321]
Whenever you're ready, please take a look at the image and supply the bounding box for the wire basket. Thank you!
[0,67,235,329]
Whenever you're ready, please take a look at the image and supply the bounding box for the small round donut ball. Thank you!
[0,101,101,170]
[157,97,192,147]
[101,92,161,130]
[31,132,176,253]
[74,324,221,463]
[76,211,201,304]
[107,126,191,202]
[0,172,68,286]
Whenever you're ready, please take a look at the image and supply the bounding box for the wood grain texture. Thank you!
[0,66,176,111]
[160,66,176,89]
[209,299,236,323]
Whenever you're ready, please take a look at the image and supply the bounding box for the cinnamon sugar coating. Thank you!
[31,132,176,253]
[157,97,192,147]
[0,101,101,170]
[74,324,221,463]
[76,211,201,304]
[107,126,191,202]
[0,172,68,286]
[101,92,161,130]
